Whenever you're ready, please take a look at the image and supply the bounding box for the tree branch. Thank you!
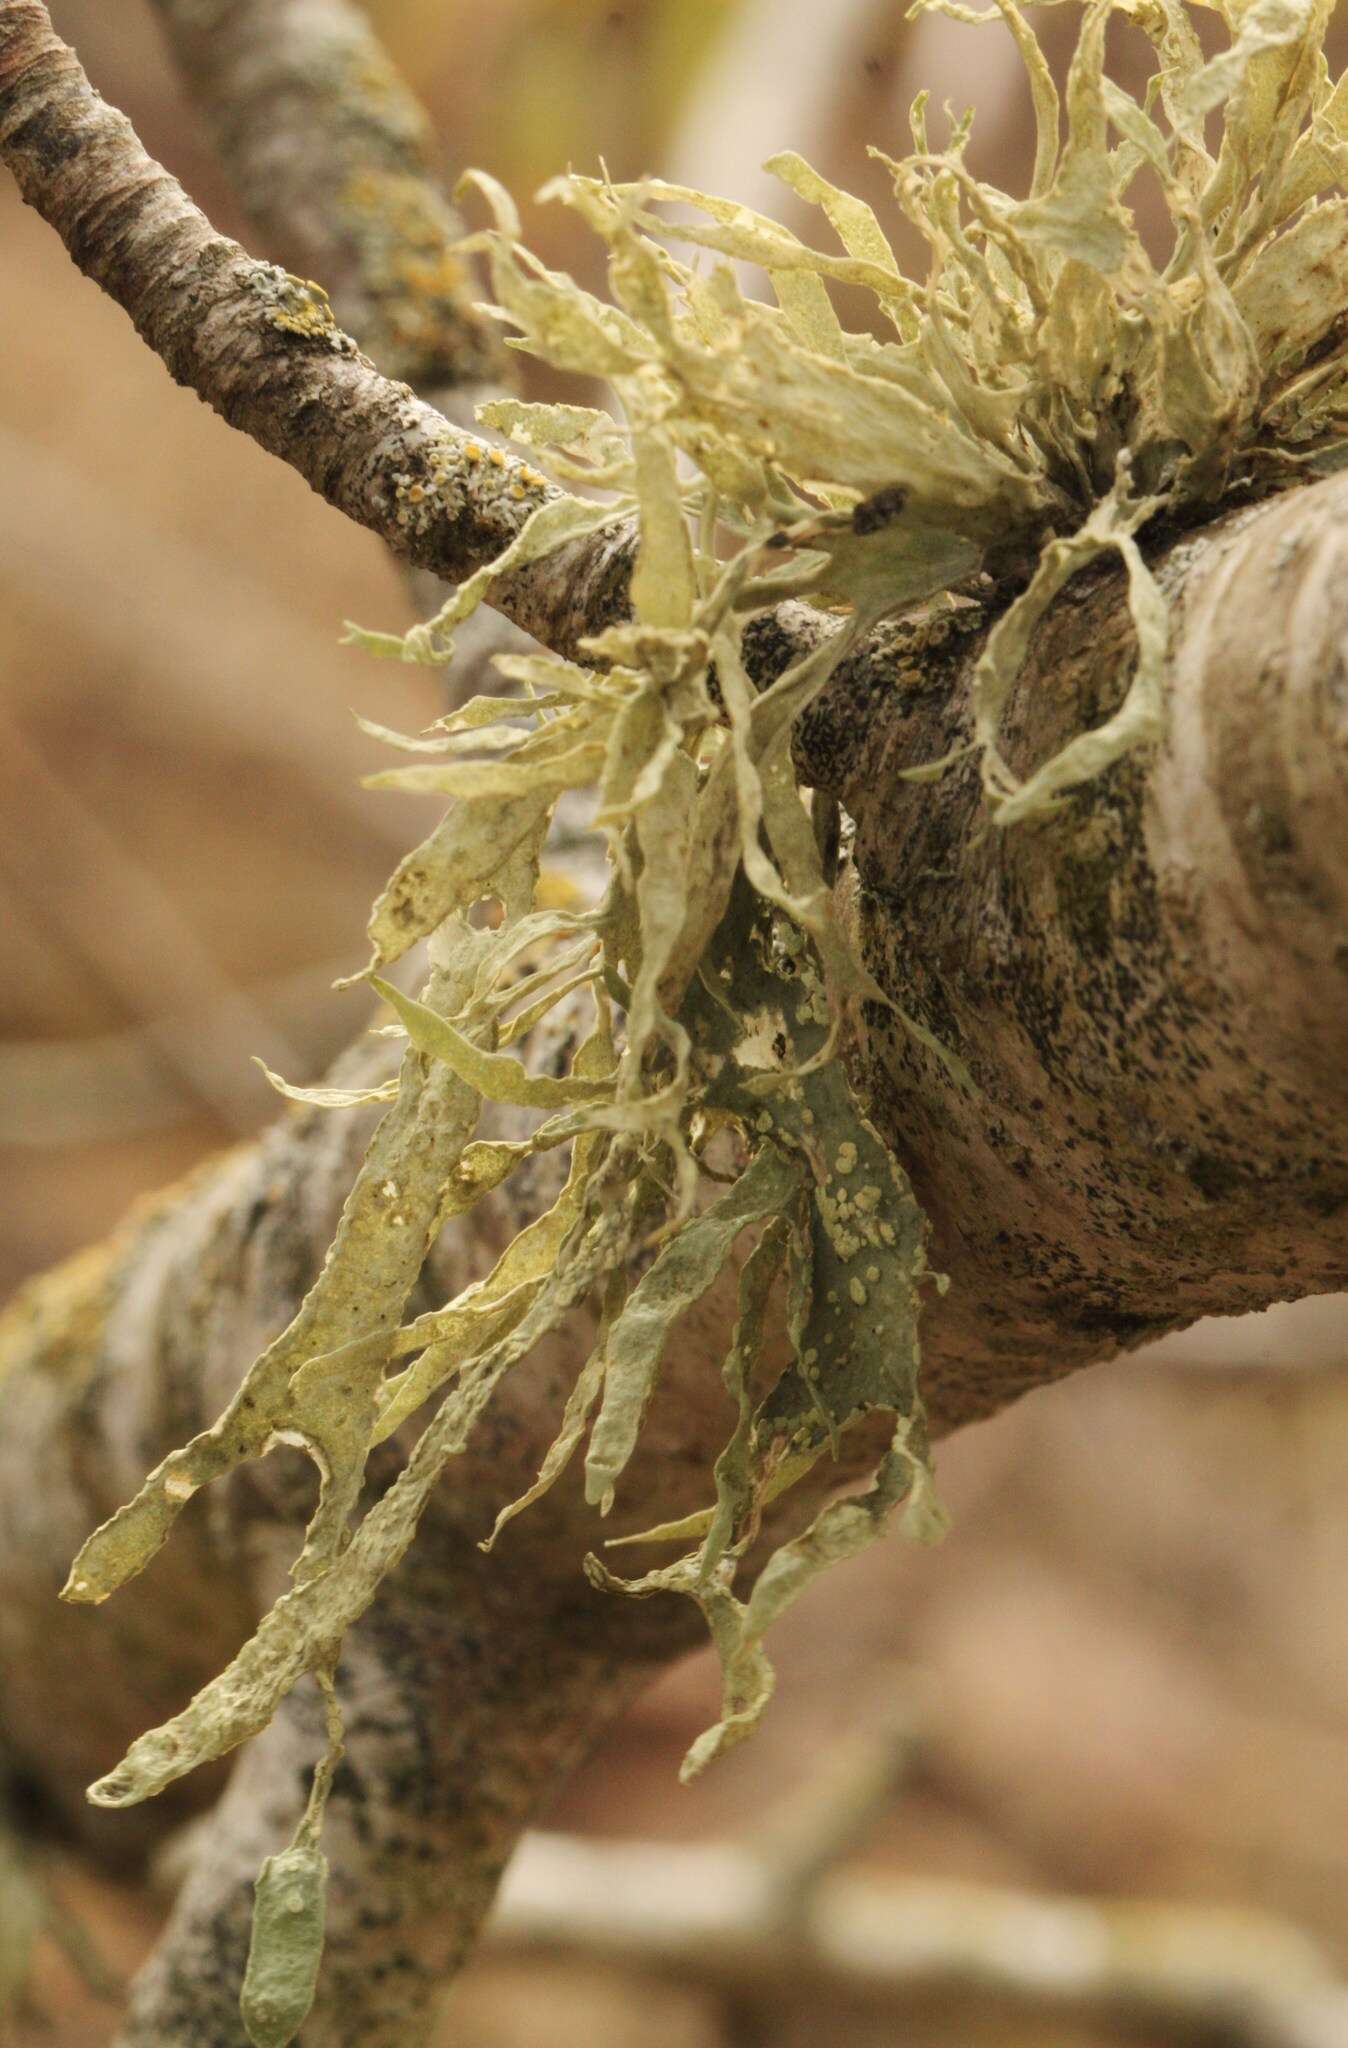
[808,478,1348,1432]
[4,469,1347,2040]
[0,4,896,727]
[4,7,1348,2044]
[0,1,863,712]
[0,0,632,659]
[492,1833,1348,2048]
[146,0,507,399]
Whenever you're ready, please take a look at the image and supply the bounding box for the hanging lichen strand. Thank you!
[55,3,1348,2040]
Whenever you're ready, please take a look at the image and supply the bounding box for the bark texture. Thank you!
[147,0,507,397]
[801,481,1348,1430]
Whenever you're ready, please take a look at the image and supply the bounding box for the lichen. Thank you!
[60,5,1348,2035]
[334,166,496,385]
[248,265,352,351]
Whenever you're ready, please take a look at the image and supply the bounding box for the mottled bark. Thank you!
[118,1553,659,2048]
[146,0,507,398]
[800,479,1348,1431]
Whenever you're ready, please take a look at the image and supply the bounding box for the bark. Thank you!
[0,1,632,660]
[2,5,1348,2045]
[145,0,507,398]
[801,482,1348,1430]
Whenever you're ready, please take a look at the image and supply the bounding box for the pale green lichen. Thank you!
[240,1845,327,2048]
[61,4,1348,2031]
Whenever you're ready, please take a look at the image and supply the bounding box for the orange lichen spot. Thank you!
[487,447,507,468]
[397,250,469,304]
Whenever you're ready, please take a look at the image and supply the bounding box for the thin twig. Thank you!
[0,954,365,1144]
[0,702,303,1132]
[0,421,428,850]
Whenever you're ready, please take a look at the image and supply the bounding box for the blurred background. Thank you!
[3,3,1347,2044]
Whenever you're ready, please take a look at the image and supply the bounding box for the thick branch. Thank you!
[4,474,1347,2044]
[802,479,1348,1430]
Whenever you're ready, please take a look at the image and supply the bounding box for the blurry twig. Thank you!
[0,1798,123,2025]
[0,704,303,1133]
[148,0,506,400]
[0,1811,44,2023]
[0,422,423,851]
[0,954,364,1145]
[492,1832,1348,2048]
[150,0,535,702]
[487,1695,1348,2048]
[751,1664,936,1915]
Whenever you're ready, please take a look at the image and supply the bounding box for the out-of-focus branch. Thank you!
[492,1833,1348,2048]
[146,0,536,697]
[146,0,507,399]
[667,0,880,223]
[0,419,422,851]
[0,955,361,1145]
[0,702,300,1134]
